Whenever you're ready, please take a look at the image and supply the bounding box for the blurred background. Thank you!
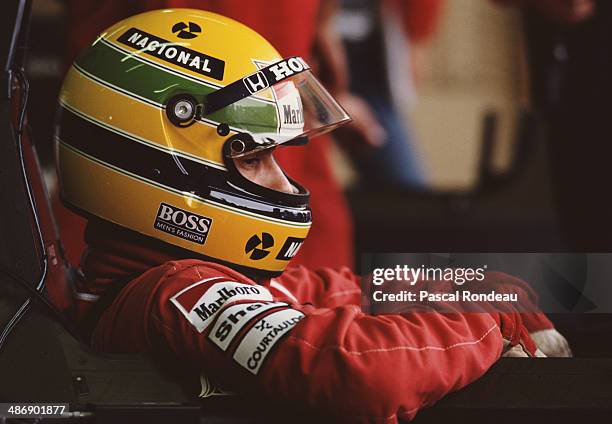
[25,0,611,271]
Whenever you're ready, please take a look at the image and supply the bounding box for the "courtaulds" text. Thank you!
[246,315,304,370]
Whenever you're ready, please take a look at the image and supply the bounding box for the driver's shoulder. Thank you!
[146,259,256,290]
[141,259,263,306]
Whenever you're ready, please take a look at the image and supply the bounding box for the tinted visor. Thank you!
[203,57,351,158]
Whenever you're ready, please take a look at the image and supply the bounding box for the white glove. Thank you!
[530,329,572,357]
[502,343,547,358]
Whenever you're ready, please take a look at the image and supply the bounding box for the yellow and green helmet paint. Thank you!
[55,8,350,277]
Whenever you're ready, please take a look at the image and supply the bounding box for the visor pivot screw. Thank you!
[217,123,230,136]
[174,100,194,120]
[166,94,198,127]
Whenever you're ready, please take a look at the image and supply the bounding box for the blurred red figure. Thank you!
[62,0,354,270]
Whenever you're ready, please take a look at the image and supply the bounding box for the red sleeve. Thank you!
[273,266,553,333]
[139,262,504,422]
[271,265,362,307]
[93,260,547,421]
[482,271,554,333]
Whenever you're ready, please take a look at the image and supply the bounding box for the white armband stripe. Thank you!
[208,301,288,351]
[233,308,304,375]
[170,280,273,333]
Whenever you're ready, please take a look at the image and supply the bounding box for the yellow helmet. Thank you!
[55,9,350,277]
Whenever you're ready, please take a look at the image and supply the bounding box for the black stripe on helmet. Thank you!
[57,106,311,224]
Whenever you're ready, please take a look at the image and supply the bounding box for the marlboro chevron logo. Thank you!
[117,27,225,80]
[170,279,273,333]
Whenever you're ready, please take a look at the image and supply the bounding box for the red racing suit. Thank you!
[73,220,554,423]
[79,258,549,423]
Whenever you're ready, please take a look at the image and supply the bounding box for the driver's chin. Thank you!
[288,183,300,194]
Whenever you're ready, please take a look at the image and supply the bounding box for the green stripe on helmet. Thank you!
[76,39,279,134]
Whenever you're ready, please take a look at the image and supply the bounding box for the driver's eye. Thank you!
[240,157,261,167]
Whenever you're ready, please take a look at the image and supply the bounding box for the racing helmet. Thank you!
[55,9,350,277]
